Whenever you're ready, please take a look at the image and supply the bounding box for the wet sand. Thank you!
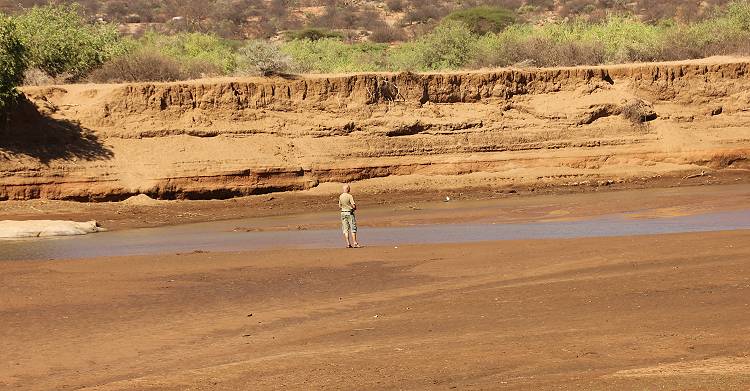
[2,229,749,390]
[3,208,750,262]
[0,175,748,232]
[2,183,750,390]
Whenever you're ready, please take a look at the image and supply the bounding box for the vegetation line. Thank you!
[2,1,750,118]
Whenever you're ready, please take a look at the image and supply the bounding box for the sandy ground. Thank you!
[1,183,750,390]
[0,172,748,231]
[1,231,748,390]
[2,57,749,390]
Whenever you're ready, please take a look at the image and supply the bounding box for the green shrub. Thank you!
[0,15,27,121]
[516,17,664,63]
[474,16,669,67]
[389,20,477,71]
[18,0,750,82]
[473,23,533,65]
[674,0,750,53]
[725,0,750,30]
[281,39,386,73]
[236,40,293,76]
[139,31,237,74]
[14,4,125,79]
[443,6,516,35]
[476,32,605,67]
[283,28,343,41]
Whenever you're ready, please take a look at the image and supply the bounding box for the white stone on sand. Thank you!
[0,220,104,239]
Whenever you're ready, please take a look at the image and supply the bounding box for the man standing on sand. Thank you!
[339,184,360,248]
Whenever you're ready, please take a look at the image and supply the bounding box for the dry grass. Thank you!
[476,37,606,67]
[369,22,407,43]
[707,151,748,169]
[22,68,69,86]
[88,51,183,83]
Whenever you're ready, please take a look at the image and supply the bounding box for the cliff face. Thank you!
[102,61,750,112]
[2,57,749,201]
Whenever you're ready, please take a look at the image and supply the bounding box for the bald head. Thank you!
[342,184,351,193]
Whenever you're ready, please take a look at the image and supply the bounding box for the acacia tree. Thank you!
[0,15,27,125]
[14,4,125,80]
[236,40,292,76]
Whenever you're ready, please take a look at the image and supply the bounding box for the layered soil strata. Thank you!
[2,57,749,201]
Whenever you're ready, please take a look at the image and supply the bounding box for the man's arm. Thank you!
[350,195,356,210]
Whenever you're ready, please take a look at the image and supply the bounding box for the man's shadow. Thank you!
[0,95,113,164]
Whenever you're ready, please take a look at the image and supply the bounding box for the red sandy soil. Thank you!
[1,230,748,390]
[1,182,750,390]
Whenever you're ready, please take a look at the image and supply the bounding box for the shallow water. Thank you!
[1,208,748,262]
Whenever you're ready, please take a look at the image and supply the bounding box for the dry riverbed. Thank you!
[1,184,749,390]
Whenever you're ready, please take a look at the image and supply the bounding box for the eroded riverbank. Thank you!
[4,58,749,201]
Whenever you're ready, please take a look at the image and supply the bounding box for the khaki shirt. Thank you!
[339,193,355,212]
